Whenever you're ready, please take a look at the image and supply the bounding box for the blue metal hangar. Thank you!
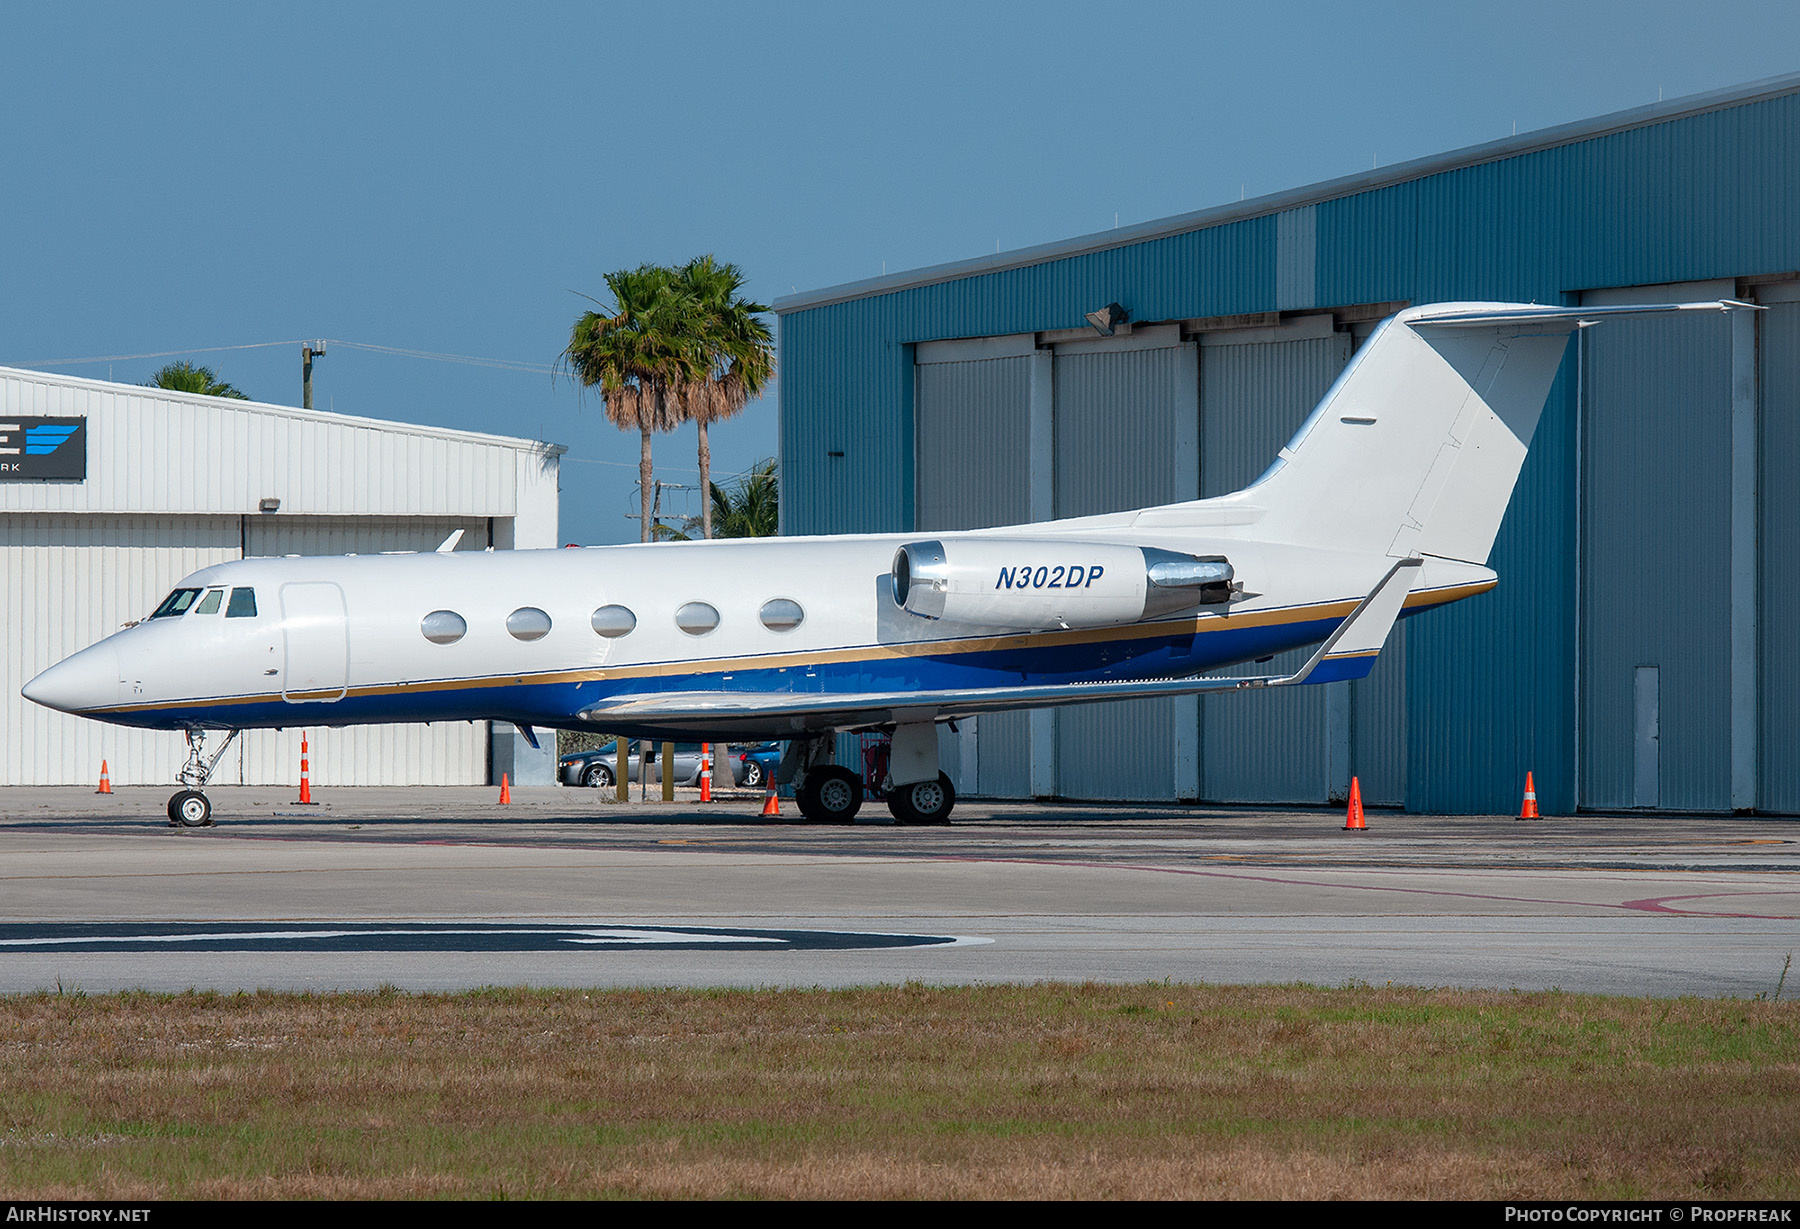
[771,74,1800,817]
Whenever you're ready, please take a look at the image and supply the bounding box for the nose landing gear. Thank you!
[168,729,239,828]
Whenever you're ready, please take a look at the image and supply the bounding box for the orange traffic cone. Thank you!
[760,777,780,817]
[499,773,511,805]
[1343,776,1366,830]
[1519,771,1540,820]
[296,733,316,804]
[699,743,713,803]
[95,760,112,794]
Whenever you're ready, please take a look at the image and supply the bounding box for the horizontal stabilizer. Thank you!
[1282,557,1419,685]
[1406,300,1758,328]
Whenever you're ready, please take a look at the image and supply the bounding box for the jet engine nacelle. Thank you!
[891,539,1234,630]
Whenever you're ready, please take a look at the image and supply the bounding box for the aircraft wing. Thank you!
[579,560,1421,734]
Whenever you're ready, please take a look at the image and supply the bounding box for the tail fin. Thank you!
[1244,301,1743,564]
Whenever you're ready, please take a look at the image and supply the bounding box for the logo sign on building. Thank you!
[0,417,86,480]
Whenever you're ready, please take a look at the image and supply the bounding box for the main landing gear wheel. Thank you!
[796,766,863,824]
[886,773,956,826]
[582,762,614,788]
[168,790,213,828]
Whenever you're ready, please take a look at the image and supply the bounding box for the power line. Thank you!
[6,337,556,375]
[6,339,310,366]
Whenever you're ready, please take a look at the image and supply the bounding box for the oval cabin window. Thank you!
[421,610,467,645]
[674,601,720,636]
[591,605,637,638]
[506,607,552,641]
[759,598,805,632]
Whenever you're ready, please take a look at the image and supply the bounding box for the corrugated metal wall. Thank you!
[2,512,495,786]
[1198,331,1356,803]
[1,514,240,786]
[0,370,538,518]
[1758,294,1800,811]
[1051,330,1199,800]
[913,344,1035,796]
[1579,313,1733,810]
[779,79,1800,814]
[914,351,1032,531]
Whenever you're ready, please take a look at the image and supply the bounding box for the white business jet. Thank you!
[23,301,1743,827]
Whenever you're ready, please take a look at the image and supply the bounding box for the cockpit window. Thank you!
[225,587,258,618]
[194,589,224,615]
[150,588,203,618]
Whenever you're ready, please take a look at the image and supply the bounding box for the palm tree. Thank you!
[655,459,778,541]
[709,458,778,538]
[146,361,249,399]
[673,256,774,539]
[561,265,699,542]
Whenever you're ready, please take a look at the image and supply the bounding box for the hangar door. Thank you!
[912,316,1401,806]
[1051,326,1200,800]
[1579,289,1733,811]
[1760,283,1800,813]
[914,336,1038,797]
[0,513,241,786]
[1193,325,1408,805]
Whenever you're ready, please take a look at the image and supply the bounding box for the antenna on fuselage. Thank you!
[435,528,464,553]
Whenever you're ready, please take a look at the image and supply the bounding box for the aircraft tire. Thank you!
[581,762,613,788]
[168,790,213,828]
[797,766,863,824]
[886,774,955,826]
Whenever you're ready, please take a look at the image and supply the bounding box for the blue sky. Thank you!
[3,2,1796,544]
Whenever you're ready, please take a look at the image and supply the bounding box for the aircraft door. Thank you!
[280,582,349,703]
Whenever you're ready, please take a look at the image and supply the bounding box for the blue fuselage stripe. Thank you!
[102,611,1351,732]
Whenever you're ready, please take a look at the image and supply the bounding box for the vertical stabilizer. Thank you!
[1239,301,1750,564]
[1245,304,1579,564]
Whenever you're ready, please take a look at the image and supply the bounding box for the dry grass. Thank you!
[0,983,1795,1199]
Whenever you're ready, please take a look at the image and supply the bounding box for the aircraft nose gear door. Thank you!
[280,582,349,703]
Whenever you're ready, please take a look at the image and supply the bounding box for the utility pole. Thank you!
[302,341,326,409]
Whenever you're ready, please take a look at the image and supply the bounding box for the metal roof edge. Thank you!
[772,71,1800,316]
[0,364,564,456]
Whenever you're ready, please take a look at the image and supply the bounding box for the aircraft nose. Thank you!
[22,643,121,714]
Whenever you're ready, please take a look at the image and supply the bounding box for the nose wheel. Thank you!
[167,728,239,828]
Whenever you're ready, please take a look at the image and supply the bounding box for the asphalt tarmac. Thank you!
[2,785,1795,997]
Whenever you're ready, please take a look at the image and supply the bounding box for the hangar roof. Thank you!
[0,364,563,518]
[773,71,1800,315]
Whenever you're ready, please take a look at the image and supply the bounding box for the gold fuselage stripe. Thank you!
[95,579,1493,715]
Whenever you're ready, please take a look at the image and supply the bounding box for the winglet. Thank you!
[1278,557,1421,687]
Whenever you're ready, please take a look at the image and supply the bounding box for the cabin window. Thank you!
[675,601,720,635]
[591,605,636,638]
[507,607,552,641]
[193,588,225,615]
[759,598,805,632]
[421,610,467,645]
[150,588,203,618]
[225,587,258,618]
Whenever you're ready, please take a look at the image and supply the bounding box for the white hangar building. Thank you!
[1,365,562,788]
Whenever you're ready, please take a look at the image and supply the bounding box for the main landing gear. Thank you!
[784,724,959,826]
[168,728,239,828]
[886,773,956,826]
